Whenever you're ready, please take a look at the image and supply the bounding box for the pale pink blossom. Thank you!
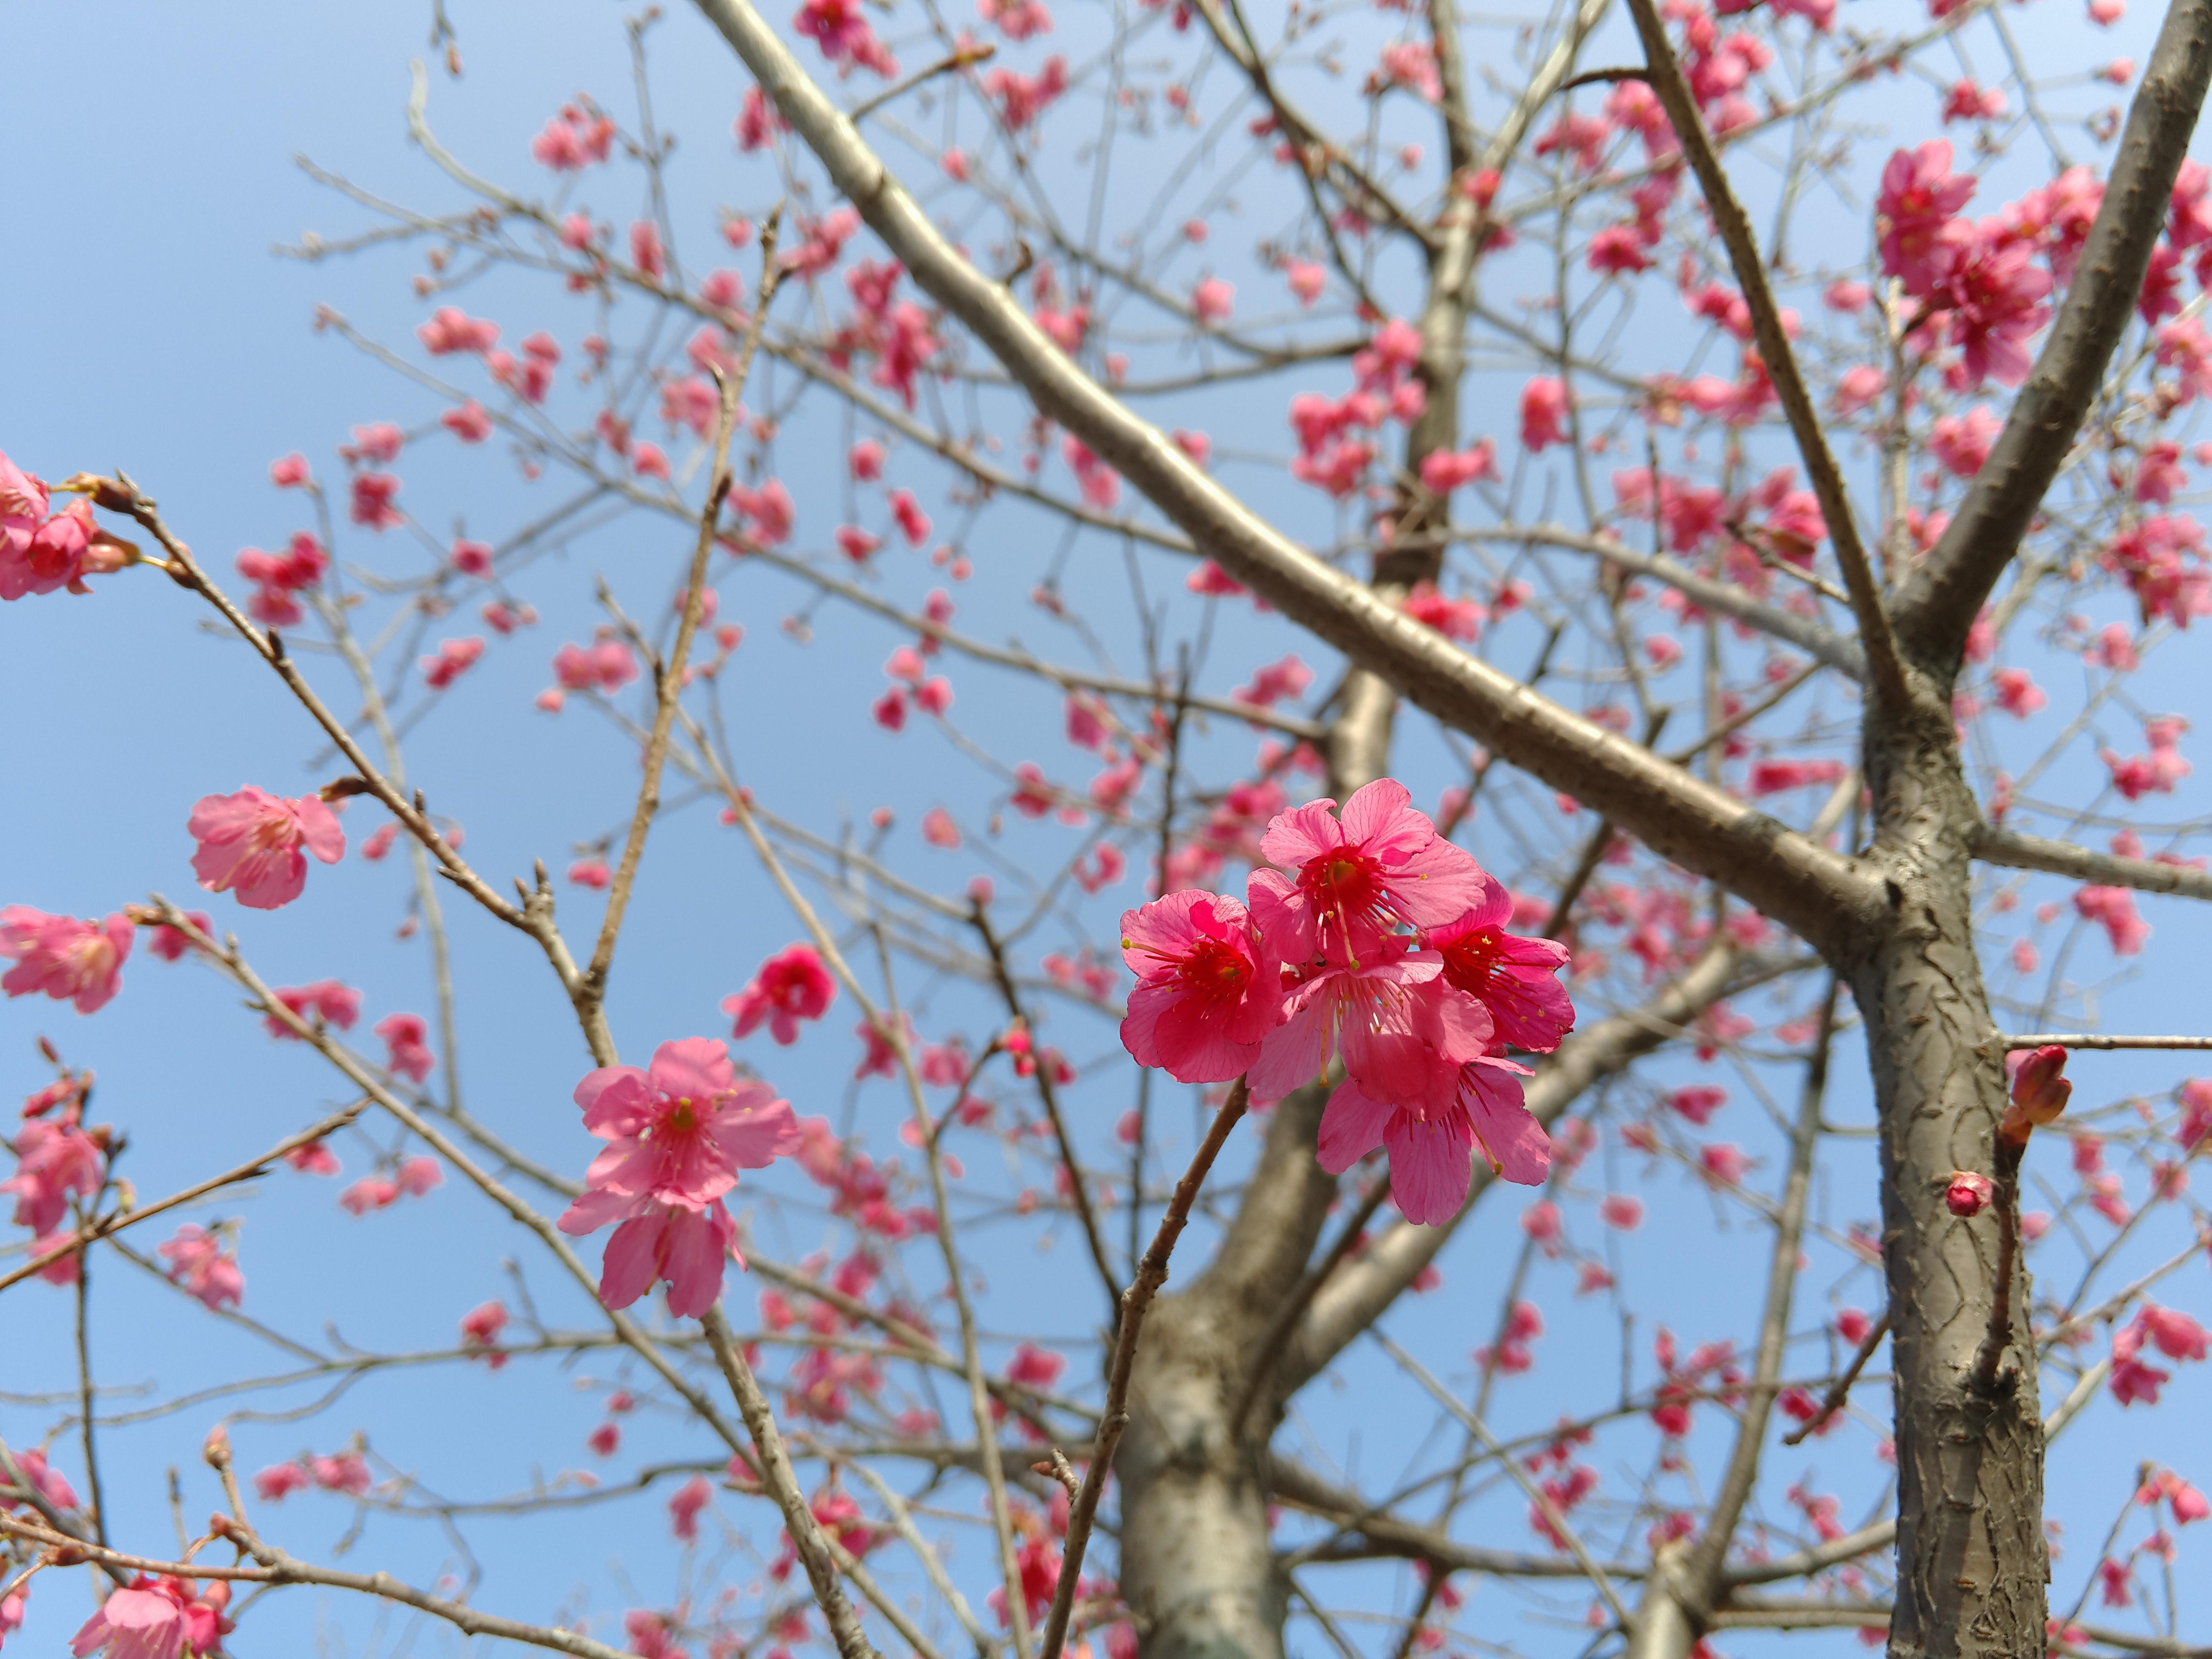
[2,1114,104,1235]
[460,1299,509,1365]
[263,980,361,1039]
[188,787,346,910]
[0,907,132,1013]
[157,1224,243,1310]
[725,945,838,1045]
[1117,891,1284,1082]
[670,1473,714,1541]
[1191,277,1234,327]
[70,1578,230,1659]
[558,1037,800,1231]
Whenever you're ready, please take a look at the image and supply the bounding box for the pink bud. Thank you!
[1944,1170,1995,1217]
[2010,1044,2071,1122]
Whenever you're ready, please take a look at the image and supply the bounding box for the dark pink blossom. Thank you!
[1117,891,1283,1083]
[1253,779,1487,964]
[375,1013,435,1084]
[725,945,838,1045]
[1425,875,1574,1052]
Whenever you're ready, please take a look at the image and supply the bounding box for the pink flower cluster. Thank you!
[2110,1302,2209,1406]
[726,945,839,1045]
[70,1576,232,1659]
[1875,141,2054,388]
[2,450,132,600]
[236,533,329,628]
[3,1076,105,1283]
[1117,779,1573,1224]
[558,1039,802,1316]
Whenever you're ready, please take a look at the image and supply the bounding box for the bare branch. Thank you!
[683,0,1883,950]
[1972,822,2212,901]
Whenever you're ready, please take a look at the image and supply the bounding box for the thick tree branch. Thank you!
[1972,822,2212,901]
[1890,0,2212,668]
[684,0,1882,950]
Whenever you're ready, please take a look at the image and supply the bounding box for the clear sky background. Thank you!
[5,1,2209,1655]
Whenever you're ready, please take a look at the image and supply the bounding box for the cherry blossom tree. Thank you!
[7,2,2212,1659]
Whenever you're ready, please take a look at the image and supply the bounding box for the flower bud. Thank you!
[202,1424,232,1468]
[1945,1170,1995,1217]
[2010,1045,2072,1122]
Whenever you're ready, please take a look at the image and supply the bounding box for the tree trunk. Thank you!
[1856,710,2046,1659]
[1117,1084,1337,1659]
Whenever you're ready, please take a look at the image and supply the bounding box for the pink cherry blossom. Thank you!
[254,1460,312,1501]
[1117,890,1284,1083]
[558,1037,801,1228]
[421,635,485,690]
[1425,876,1574,1052]
[670,1473,714,1540]
[70,1577,230,1659]
[2,1114,104,1235]
[1518,377,1570,452]
[1318,1038,1545,1223]
[268,452,312,487]
[1876,141,1976,295]
[1253,779,1487,964]
[375,1012,435,1084]
[417,307,500,355]
[1191,277,1234,327]
[157,1224,244,1310]
[460,1299,509,1365]
[725,945,839,1045]
[0,907,132,1013]
[188,787,346,910]
[263,980,361,1039]
[598,1198,744,1317]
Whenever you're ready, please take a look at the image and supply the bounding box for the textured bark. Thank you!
[1855,713,2045,1659]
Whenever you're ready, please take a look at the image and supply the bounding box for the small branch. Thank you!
[848,44,994,121]
[1034,1079,1252,1659]
[700,1308,881,1659]
[0,1513,635,1659]
[1972,823,2212,902]
[1372,1332,1634,1631]
[2002,1033,2212,1051]
[0,1101,368,1294]
[1780,1307,1891,1446]
[580,221,783,1062]
[1621,0,1912,714]
[969,902,1120,1307]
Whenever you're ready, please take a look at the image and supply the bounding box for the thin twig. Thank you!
[1034,1079,1252,1659]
